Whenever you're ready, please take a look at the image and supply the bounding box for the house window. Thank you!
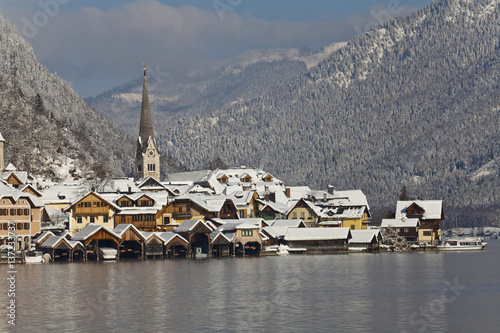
[219,177,227,184]
[77,216,83,224]
[293,212,297,219]
[163,216,170,225]
[17,223,23,230]
[138,165,142,172]
[24,223,29,230]
[10,209,16,216]
[308,211,313,219]
[300,212,305,219]
[17,209,22,216]
[121,216,126,222]
[148,164,156,172]
[103,215,108,223]
[423,231,432,236]
[242,230,253,236]
[24,209,29,215]
[239,210,245,218]
[90,216,95,223]
[404,228,409,233]
[396,228,400,232]
[351,225,355,230]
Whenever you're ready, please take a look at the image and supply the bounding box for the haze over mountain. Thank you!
[90,0,499,222]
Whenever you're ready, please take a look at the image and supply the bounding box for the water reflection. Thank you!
[4,242,499,332]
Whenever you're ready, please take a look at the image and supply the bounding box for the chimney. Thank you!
[285,187,291,198]
[270,192,276,203]
[323,192,327,202]
[328,185,334,195]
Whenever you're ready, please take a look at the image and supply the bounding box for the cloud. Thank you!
[2,0,419,96]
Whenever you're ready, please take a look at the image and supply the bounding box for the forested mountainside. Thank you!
[0,13,137,183]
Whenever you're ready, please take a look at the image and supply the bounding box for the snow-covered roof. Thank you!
[211,231,234,244]
[112,224,145,240]
[262,226,289,238]
[317,221,342,226]
[73,224,120,241]
[40,236,84,249]
[349,229,382,244]
[96,178,141,193]
[285,186,312,200]
[158,232,189,245]
[0,182,44,207]
[40,178,89,204]
[284,227,352,241]
[256,198,289,214]
[34,231,55,244]
[380,218,420,228]
[270,219,305,228]
[174,219,214,233]
[165,170,213,185]
[395,200,443,220]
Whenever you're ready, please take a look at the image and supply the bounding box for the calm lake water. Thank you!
[2,240,499,332]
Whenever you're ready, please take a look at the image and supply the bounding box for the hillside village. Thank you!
[0,68,451,261]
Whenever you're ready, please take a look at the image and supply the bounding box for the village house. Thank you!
[395,200,444,244]
[210,219,263,257]
[0,181,43,250]
[64,191,120,235]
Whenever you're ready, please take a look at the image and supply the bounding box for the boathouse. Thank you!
[113,224,146,259]
[174,219,215,257]
[348,229,382,252]
[39,236,86,261]
[284,227,352,253]
[72,224,120,260]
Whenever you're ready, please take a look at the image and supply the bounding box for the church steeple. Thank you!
[139,63,155,143]
[135,64,160,182]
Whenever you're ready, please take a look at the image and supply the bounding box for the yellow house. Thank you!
[318,206,371,230]
[287,199,318,227]
[64,192,119,235]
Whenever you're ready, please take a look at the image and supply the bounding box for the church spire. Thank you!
[139,63,155,144]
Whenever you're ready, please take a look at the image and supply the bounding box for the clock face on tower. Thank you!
[148,150,155,157]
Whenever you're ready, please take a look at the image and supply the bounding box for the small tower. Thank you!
[135,64,160,181]
[0,131,5,172]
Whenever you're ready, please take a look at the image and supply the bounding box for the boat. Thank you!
[99,247,118,260]
[25,251,44,263]
[437,237,487,251]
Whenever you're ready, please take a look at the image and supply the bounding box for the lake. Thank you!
[2,240,499,332]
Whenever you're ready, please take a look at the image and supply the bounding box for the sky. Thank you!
[0,0,434,97]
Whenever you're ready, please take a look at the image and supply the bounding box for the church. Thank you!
[134,64,160,182]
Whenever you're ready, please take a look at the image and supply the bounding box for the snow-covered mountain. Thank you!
[0,13,135,183]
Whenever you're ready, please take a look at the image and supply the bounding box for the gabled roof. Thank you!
[64,191,120,212]
[0,182,44,207]
[18,184,42,197]
[210,231,234,245]
[137,176,168,191]
[158,232,189,245]
[349,229,382,244]
[262,226,289,238]
[112,224,146,241]
[380,218,420,228]
[396,200,444,220]
[73,224,120,241]
[270,219,306,228]
[34,231,55,245]
[255,198,289,214]
[40,236,84,249]
[174,219,215,233]
[284,227,352,241]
